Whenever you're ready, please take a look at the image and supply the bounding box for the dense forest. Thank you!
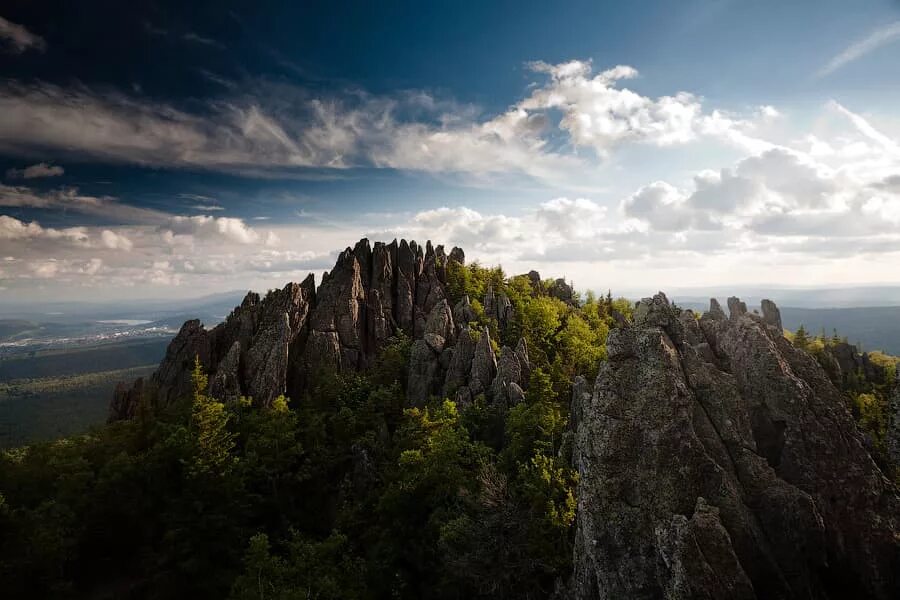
[1,260,897,599]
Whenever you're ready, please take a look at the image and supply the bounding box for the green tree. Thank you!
[190,356,236,475]
[793,324,810,351]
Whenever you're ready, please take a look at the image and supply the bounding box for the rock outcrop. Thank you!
[889,370,900,468]
[572,293,900,600]
[110,239,530,419]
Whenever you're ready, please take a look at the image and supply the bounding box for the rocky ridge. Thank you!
[111,238,532,420]
[570,293,900,599]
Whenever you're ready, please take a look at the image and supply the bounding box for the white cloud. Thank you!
[100,229,134,250]
[0,16,46,54]
[0,61,771,184]
[0,215,90,245]
[165,215,276,246]
[816,21,900,78]
[6,162,64,179]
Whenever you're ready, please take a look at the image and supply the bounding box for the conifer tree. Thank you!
[793,324,810,350]
[190,356,235,475]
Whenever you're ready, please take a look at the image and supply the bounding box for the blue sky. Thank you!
[2,0,900,301]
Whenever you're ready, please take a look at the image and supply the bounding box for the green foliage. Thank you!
[855,393,887,454]
[190,357,236,475]
[230,531,366,600]
[792,324,810,350]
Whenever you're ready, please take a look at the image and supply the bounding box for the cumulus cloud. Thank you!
[0,215,90,245]
[0,16,46,54]
[165,215,275,245]
[620,104,900,252]
[100,229,134,250]
[6,162,64,179]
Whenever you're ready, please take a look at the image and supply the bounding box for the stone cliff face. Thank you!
[111,238,531,420]
[571,293,900,600]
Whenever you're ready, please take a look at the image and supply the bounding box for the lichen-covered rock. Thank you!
[760,299,782,331]
[407,338,440,406]
[444,328,476,397]
[490,344,528,406]
[452,296,476,330]
[210,341,241,403]
[243,312,291,404]
[424,299,455,342]
[310,245,367,368]
[572,293,900,600]
[469,327,497,397]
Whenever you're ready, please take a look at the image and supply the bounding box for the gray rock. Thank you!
[210,341,242,403]
[469,327,497,396]
[444,327,476,397]
[150,319,211,407]
[424,332,446,354]
[760,298,782,331]
[726,296,747,319]
[396,239,418,335]
[572,293,900,600]
[407,338,440,406]
[490,345,526,406]
[708,298,726,320]
[452,296,476,330]
[507,382,525,405]
[424,299,455,342]
[243,312,291,405]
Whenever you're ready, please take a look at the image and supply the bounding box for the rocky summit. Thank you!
[570,293,900,599]
[111,238,533,420]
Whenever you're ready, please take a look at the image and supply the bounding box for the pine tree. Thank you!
[793,324,810,350]
[190,356,235,475]
[831,329,842,346]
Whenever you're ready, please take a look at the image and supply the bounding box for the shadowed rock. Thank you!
[572,293,900,600]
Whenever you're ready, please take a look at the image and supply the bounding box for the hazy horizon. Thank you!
[3,1,900,302]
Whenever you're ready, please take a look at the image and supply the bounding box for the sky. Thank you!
[2,0,900,302]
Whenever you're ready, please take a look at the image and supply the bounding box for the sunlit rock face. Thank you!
[110,238,531,417]
[570,293,900,600]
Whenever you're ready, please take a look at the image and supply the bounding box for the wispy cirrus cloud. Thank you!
[0,15,46,54]
[0,61,770,186]
[816,21,900,78]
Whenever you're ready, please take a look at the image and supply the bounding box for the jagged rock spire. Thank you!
[109,238,509,419]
